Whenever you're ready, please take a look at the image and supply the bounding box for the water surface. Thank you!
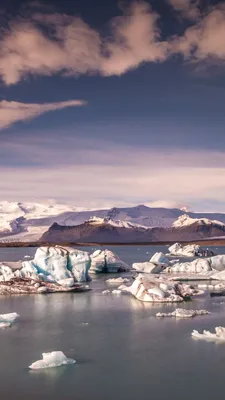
[1,245,225,400]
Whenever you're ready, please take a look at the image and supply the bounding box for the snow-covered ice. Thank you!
[89,249,130,274]
[29,351,76,369]
[102,290,110,294]
[157,309,210,318]
[192,327,225,341]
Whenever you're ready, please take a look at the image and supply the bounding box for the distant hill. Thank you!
[40,215,225,243]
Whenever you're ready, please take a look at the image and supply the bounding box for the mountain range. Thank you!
[1,201,225,243]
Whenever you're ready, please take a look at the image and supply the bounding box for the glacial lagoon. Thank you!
[1,245,225,400]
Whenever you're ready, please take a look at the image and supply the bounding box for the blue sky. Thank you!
[1,0,225,211]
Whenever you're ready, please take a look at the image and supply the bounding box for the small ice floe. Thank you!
[106,277,130,284]
[29,351,76,369]
[0,312,19,328]
[81,322,89,326]
[24,255,31,259]
[156,309,210,319]
[192,327,225,341]
[102,290,110,294]
[112,289,122,295]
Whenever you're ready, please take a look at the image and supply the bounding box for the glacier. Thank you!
[29,351,76,369]
[89,249,130,274]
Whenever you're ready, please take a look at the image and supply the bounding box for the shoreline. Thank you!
[0,239,225,248]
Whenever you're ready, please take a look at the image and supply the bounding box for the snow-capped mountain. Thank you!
[41,214,225,243]
[1,201,225,242]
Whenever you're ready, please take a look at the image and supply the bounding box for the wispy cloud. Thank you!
[0,100,85,129]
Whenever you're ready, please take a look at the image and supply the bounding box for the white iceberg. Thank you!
[150,252,170,267]
[132,252,169,274]
[89,249,130,274]
[156,309,210,318]
[0,312,19,327]
[102,290,110,294]
[119,274,191,303]
[29,351,76,369]
[192,327,225,341]
[132,261,163,274]
[168,243,214,258]
[165,258,212,275]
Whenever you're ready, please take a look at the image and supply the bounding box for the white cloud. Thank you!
[0,1,168,84]
[0,100,85,129]
[172,4,225,62]
[167,0,200,20]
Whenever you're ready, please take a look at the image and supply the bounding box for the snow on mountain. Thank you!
[1,201,225,242]
[0,201,86,237]
[87,216,148,229]
[173,214,225,228]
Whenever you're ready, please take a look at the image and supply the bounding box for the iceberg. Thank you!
[102,290,110,294]
[192,327,225,341]
[119,274,193,303]
[168,243,215,258]
[29,351,76,369]
[132,252,169,274]
[156,309,210,318]
[132,261,162,274]
[150,252,170,267]
[165,258,212,274]
[89,250,130,274]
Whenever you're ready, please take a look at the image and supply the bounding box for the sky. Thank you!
[1,0,225,211]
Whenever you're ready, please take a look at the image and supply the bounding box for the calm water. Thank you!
[1,245,225,400]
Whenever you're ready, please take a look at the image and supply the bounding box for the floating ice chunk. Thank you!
[0,322,11,328]
[168,243,215,257]
[208,255,225,272]
[192,327,225,341]
[112,289,122,295]
[90,249,130,274]
[119,275,187,303]
[106,277,130,284]
[165,258,211,275]
[157,309,210,318]
[150,252,169,267]
[0,312,19,323]
[102,290,110,294]
[132,261,162,274]
[29,351,76,369]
